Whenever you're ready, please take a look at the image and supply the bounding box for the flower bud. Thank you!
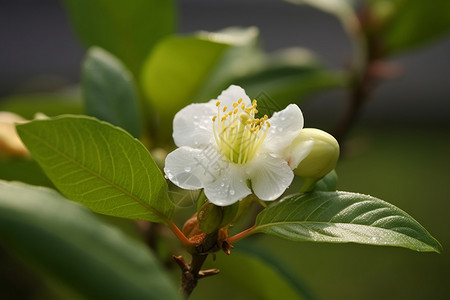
[197,201,239,234]
[293,128,339,179]
[218,201,239,228]
[197,202,223,234]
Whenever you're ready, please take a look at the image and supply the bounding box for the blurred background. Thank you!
[1,0,449,299]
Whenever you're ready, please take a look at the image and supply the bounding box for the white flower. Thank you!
[164,85,313,206]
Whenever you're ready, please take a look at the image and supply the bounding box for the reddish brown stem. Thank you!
[169,221,192,248]
[228,225,256,244]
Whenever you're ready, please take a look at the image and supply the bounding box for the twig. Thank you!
[174,231,222,298]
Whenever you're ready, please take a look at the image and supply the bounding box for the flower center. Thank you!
[212,98,270,164]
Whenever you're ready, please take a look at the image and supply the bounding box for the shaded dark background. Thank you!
[1,0,449,299]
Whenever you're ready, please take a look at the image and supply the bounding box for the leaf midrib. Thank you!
[253,220,435,249]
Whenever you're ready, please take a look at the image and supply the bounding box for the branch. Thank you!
[174,231,221,298]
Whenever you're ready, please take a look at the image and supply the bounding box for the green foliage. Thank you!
[2,0,448,298]
[61,0,176,77]
[141,35,229,121]
[82,47,141,137]
[141,27,342,134]
[0,180,181,300]
[369,0,450,54]
[234,48,344,107]
[254,191,442,252]
[16,116,173,224]
[312,170,338,191]
[141,27,265,125]
[195,248,308,300]
[0,94,82,119]
[0,158,52,187]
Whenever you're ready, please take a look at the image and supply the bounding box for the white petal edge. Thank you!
[284,138,315,170]
[164,146,223,190]
[262,104,304,153]
[246,153,294,201]
[172,102,216,148]
[203,164,251,206]
[208,85,252,108]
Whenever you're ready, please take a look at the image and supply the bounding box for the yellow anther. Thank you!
[254,109,258,114]
[223,106,228,113]
[228,111,233,116]
[252,99,257,106]
[266,122,271,127]
[264,115,268,120]
[216,101,221,107]
[238,98,243,104]
[234,108,238,114]
[233,102,238,108]
[212,116,217,122]
[221,116,227,122]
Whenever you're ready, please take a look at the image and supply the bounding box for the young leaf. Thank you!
[254,191,442,253]
[82,47,141,137]
[0,180,181,300]
[16,115,174,224]
[61,0,175,77]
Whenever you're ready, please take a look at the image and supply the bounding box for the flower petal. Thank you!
[209,85,252,108]
[203,164,251,206]
[262,104,304,153]
[246,153,294,201]
[173,102,216,148]
[164,146,223,190]
[284,137,314,170]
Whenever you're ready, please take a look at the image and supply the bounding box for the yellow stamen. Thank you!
[212,97,270,164]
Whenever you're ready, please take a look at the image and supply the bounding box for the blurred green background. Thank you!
[1,0,449,299]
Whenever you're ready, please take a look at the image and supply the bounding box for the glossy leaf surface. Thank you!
[254,191,442,252]
[17,116,173,224]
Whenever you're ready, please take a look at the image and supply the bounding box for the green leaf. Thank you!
[140,27,264,133]
[237,240,317,300]
[192,27,265,101]
[234,48,344,108]
[141,35,228,120]
[254,191,442,253]
[61,0,175,77]
[82,47,141,137]
[312,170,338,192]
[16,115,173,224]
[0,180,181,300]
[369,0,450,54]
[0,158,53,187]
